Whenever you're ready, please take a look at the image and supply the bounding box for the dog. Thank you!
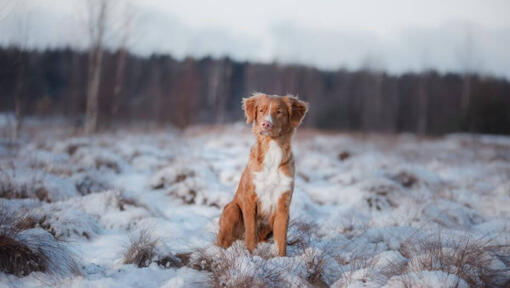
[216,92,308,256]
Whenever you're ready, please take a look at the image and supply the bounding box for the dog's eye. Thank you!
[276,110,281,114]
[259,109,263,113]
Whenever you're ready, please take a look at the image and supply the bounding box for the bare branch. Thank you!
[83,0,111,134]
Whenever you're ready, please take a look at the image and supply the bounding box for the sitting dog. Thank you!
[216,92,308,256]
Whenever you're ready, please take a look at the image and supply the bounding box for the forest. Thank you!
[1,47,509,135]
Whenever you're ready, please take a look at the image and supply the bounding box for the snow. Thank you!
[385,271,469,288]
[1,125,510,287]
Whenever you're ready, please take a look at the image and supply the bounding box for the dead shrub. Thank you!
[288,218,317,252]
[338,151,351,161]
[0,210,46,276]
[211,254,283,288]
[15,215,65,240]
[15,216,52,237]
[333,217,369,240]
[75,174,110,195]
[13,207,100,241]
[303,248,332,287]
[169,187,197,205]
[65,143,87,156]
[0,233,47,276]
[397,235,510,287]
[116,193,151,212]
[0,174,31,200]
[94,157,120,173]
[187,247,215,272]
[190,219,334,287]
[123,229,157,268]
[175,173,189,183]
[334,251,380,287]
[0,227,80,277]
[187,245,285,288]
[390,171,418,188]
[156,254,184,269]
[365,184,399,211]
[0,170,50,202]
[123,228,183,269]
[152,168,196,189]
[175,252,192,266]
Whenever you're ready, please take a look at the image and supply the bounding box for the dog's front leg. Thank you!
[242,196,257,252]
[274,192,291,256]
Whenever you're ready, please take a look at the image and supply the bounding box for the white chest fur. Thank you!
[253,140,293,214]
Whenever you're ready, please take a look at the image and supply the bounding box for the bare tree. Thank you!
[112,3,135,119]
[11,1,30,140]
[208,59,231,123]
[84,0,109,134]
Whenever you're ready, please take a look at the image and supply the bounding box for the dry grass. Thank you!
[395,235,510,287]
[0,211,45,277]
[169,186,198,205]
[288,219,337,286]
[14,215,58,239]
[390,171,419,188]
[183,219,335,287]
[0,166,50,202]
[123,228,184,269]
[64,143,87,156]
[303,248,332,287]
[331,233,510,287]
[75,174,110,195]
[287,218,320,251]
[156,254,184,269]
[334,249,380,287]
[0,233,47,276]
[188,245,286,288]
[338,151,351,161]
[123,229,158,268]
[94,157,120,173]
[366,184,400,211]
[0,211,80,277]
[0,179,31,199]
[116,193,151,212]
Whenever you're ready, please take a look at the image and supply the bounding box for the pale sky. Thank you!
[1,0,509,78]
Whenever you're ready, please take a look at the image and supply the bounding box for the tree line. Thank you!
[0,47,509,135]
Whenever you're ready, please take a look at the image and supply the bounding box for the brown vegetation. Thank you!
[0,212,80,277]
[123,229,157,268]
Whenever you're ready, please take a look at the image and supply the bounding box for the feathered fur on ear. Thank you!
[242,93,260,124]
[283,95,308,128]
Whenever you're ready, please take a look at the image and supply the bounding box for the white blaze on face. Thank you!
[264,103,273,124]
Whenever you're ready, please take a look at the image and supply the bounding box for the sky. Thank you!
[1,0,509,78]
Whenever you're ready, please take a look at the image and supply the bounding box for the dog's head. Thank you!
[242,93,308,138]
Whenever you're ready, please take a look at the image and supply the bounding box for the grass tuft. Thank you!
[123,229,157,268]
[0,213,80,278]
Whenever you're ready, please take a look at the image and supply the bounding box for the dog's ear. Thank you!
[283,95,308,128]
[242,93,259,124]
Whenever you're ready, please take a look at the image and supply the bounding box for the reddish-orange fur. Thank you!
[216,93,308,256]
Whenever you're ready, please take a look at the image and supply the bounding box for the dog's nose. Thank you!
[261,120,272,130]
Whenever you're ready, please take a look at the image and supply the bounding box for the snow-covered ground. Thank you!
[1,124,510,287]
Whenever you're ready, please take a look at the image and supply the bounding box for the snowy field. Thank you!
[1,123,510,287]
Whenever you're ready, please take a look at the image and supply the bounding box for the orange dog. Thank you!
[216,92,308,256]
